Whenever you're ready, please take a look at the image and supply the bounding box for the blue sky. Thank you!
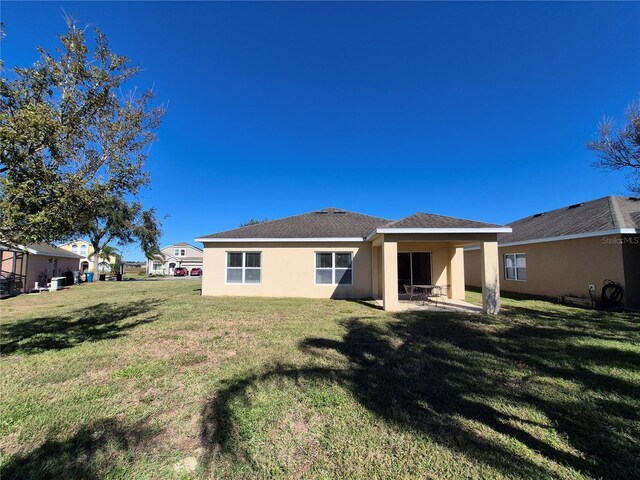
[3,1,639,260]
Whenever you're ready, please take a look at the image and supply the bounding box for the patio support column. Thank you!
[448,247,465,300]
[382,240,399,311]
[371,246,380,299]
[480,241,501,314]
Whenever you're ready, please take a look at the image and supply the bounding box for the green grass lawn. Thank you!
[1,279,638,479]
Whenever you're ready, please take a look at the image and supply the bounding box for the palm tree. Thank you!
[97,245,119,274]
[98,245,119,261]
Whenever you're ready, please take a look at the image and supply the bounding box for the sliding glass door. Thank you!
[397,252,432,293]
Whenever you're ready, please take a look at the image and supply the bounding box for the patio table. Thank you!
[413,285,444,305]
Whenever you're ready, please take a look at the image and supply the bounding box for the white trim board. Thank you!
[463,228,639,250]
[196,237,365,243]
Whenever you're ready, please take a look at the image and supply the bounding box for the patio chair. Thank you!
[423,285,451,307]
[403,284,424,301]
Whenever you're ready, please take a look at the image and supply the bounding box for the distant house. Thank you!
[1,242,84,296]
[195,208,511,314]
[146,243,203,275]
[57,239,118,274]
[464,196,640,309]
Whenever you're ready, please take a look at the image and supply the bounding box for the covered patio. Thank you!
[375,296,483,314]
[367,214,511,314]
[1,243,27,298]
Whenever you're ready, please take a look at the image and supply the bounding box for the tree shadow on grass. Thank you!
[200,308,640,479]
[1,298,162,355]
[0,418,158,480]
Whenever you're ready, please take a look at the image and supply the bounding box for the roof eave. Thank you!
[499,228,638,248]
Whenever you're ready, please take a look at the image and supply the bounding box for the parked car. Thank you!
[174,267,189,277]
[190,268,203,276]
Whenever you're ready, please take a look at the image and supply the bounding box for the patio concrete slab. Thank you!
[374,298,483,314]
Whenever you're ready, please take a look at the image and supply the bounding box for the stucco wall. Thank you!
[25,254,80,290]
[465,235,631,306]
[202,242,372,298]
[464,248,482,287]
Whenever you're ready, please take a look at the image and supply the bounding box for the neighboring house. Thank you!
[1,242,84,296]
[195,208,511,313]
[58,239,118,274]
[147,242,203,275]
[464,196,640,309]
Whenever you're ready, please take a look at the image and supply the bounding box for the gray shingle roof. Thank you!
[381,212,504,229]
[499,196,640,244]
[171,242,202,250]
[198,207,507,240]
[199,208,391,239]
[28,243,84,259]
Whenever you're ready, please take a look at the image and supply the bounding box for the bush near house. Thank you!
[0,280,638,479]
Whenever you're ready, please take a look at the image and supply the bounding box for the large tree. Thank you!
[80,195,162,275]
[0,18,164,258]
[587,100,640,196]
[239,218,271,227]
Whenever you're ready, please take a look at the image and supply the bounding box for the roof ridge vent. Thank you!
[532,212,545,218]
[567,203,584,209]
[315,210,329,214]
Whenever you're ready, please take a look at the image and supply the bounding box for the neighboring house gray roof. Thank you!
[168,242,203,251]
[197,207,508,241]
[499,196,640,244]
[27,243,84,259]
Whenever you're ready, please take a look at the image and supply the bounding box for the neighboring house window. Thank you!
[226,252,261,284]
[504,253,527,281]
[315,252,353,285]
[71,244,78,254]
[152,261,163,273]
[174,248,186,257]
[79,245,87,257]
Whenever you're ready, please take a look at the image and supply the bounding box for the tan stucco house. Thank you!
[464,196,640,309]
[195,208,511,313]
[147,242,203,275]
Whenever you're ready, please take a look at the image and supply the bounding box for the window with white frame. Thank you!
[226,252,261,284]
[71,244,78,254]
[315,252,353,285]
[174,248,186,257]
[79,244,87,257]
[152,261,163,273]
[504,253,527,281]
